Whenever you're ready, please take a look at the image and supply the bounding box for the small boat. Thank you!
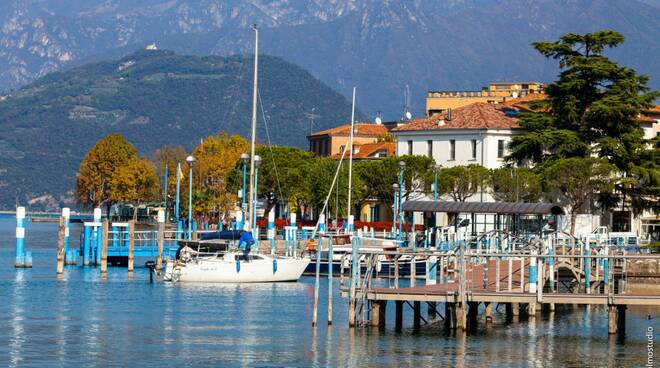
[163,251,309,283]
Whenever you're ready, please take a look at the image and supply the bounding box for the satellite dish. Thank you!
[512,91,519,99]
[375,117,382,124]
[405,111,412,120]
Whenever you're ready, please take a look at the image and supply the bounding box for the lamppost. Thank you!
[241,153,249,216]
[252,155,262,234]
[186,155,195,239]
[392,183,399,240]
[398,161,405,241]
[432,164,441,201]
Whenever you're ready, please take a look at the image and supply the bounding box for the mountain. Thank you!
[0,49,361,209]
[1,0,659,119]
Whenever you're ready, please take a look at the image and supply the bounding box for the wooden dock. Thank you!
[339,246,660,336]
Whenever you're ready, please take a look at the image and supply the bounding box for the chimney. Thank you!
[447,108,452,121]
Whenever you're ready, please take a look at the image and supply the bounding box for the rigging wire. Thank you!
[257,89,286,209]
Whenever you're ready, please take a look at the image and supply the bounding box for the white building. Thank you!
[392,102,523,170]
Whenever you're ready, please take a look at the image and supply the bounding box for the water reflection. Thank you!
[0,219,656,367]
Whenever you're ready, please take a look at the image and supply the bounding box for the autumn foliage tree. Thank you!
[75,133,138,212]
[108,157,160,219]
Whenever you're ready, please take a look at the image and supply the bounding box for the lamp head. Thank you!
[241,153,249,162]
[392,183,399,191]
[398,161,406,170]
[186,155,196,163]
[254,155,262,166]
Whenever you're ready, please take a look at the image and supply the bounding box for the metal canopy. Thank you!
[401,200,564,215]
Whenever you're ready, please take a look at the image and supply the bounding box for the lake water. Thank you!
[0,218,657,367]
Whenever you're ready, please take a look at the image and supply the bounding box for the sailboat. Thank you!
[163,25,309,283]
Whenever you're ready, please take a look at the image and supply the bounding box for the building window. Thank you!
[471,139,477,159]
[497,140,505,158]
[340,145,345,154]
[408,140,413,155]
[449,140,455,160]
[427,140,433,158]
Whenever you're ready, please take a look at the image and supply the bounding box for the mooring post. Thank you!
[267,210,275,255]
[584,240,591,294]
[529,249,537,294]
[395,301,404,332]
[83,224,91,266]
[410,256,417,287]
[603,246,610,294]
[348,229,358,327]
[328,234,333,326]
[520,257,525,292]
[456,302,466,331]
[312,238,321,327]
[290,213,297,257]
[93,208,102,265]
[15,206,26,268]
[101,220,109,274]
[62,207,70,262]
[56,215,66,274]
[156,210,165,270]
[128,220,135,273]
[394,255,400,288]
[347,214,354,235]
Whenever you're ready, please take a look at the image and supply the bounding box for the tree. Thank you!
[490,167,543,202]
[75,133,138,213]
[545,157,616,235]
[183,133,249,220]
[108,157,160,219]
[438,165,489,202]
[508,30,659,213]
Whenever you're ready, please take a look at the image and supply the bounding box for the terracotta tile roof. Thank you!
[644,105,660,115]
[331,141,395,160]
[392,103,522,132]
[502,93,548,111]
[310,123,388,137]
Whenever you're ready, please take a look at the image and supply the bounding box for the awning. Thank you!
[401,200,564,215]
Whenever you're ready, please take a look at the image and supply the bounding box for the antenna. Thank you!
[305,107,320,135]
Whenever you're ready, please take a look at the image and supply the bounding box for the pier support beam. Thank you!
[609,305,627,335]
[371,301,387,327]
[467,302,479,329]
[413,301,421,330]
[428,302,437,320]
[485,302,494,324]
[445,302,456,330]
[395,301,404,332]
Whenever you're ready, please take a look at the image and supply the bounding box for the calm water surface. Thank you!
[0,218,657,367]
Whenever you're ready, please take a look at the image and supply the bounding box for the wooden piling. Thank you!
[445,302,455,329]
[485,302,493,324]
[394,255,399,288]
[512,302,520,316]
[100,220,108,274]
[608,305,618,334]
[56,216,65,275]
[410,256,417,287]
[371,300,387,327]
[156,220,165,270]
[128,220,135,273]
[428,302,437,320]
[456,302,467,331]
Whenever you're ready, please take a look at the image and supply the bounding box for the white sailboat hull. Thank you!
[164,253,310,283]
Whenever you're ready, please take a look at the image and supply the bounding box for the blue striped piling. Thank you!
[93,208,102,265]
[529,249,537,294]
[83,224,91,266]
[347,215,354,234]
[15,206,26,268]
[290,213,297,256]
[312,236,321,327]
[318,214,326,234]
[112,225,118,248]
[603,246,610,293]
[584,241,591,294]
[349,226,359,326]
[236,211,244,232]
[267,210,275,255]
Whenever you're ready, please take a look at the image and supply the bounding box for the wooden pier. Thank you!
[340,245,660,335]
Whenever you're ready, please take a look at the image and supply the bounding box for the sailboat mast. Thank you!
[248,25,259,229]
[346,87,356,221]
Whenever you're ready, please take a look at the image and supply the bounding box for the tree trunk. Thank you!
[570,212,576,236]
